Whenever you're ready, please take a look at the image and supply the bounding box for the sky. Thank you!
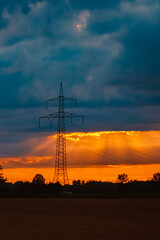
[2,130,160,183]
[0,0,160,182]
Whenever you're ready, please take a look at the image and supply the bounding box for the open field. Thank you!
[0,198,160,240]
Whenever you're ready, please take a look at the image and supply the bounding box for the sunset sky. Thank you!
[0,0,160,183]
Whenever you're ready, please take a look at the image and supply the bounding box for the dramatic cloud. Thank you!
[0,0,160,169]
[1,131,160,168]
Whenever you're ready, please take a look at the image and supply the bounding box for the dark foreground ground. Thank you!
[0,198,160,240]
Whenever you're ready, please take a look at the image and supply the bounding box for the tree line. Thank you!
[0,166,160,198]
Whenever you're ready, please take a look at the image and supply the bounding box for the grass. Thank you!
[0,198,160,240]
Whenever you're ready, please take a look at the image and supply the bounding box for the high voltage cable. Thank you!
[68,121,159,164]
[106,135,159,163]
[71,143,124,165]
[0,122,158,166]
[0,113,34,118]
[66,121,123,164]
[67,121,127,164]
[0,152,35,169]
[0,150,53,171]
[69,121,87,133]
[0,126,54,138]
[0,108,47,119]
[0,112,159,173]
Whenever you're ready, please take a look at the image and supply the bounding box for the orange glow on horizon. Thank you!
[48,130,138,141]
[1,130,160,183]
[3,164,160,184]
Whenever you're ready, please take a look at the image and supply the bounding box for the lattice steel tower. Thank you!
[39,82,84,185]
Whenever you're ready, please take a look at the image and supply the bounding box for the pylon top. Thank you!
[59,82,63,97]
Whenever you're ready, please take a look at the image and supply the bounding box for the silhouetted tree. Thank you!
[116,173,129,183]
[72,180,81,186]
[0,165,7,183]
[72,180,85,186]
[152,172,160,182]
[32,174,45,184]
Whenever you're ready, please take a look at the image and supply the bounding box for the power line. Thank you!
[68,121,158,165]
[0,151,35,169]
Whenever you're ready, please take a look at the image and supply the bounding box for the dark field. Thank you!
[0,198,160,240]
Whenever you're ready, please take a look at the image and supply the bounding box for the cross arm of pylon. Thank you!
[39,111,84,127]
[62,97,77,106]
[46,96,77,109]
[46,97,59,109]
[39,82,84,185]
[64,112,84,123]
[39,112,59,127]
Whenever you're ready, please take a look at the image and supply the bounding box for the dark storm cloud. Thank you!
[68,0,122,10]
[88,19,122,34]
[0,0,31,16]
[120,22,160,75]
[0,0,160,137]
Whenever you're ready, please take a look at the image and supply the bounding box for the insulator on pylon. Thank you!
[39,82,84,185]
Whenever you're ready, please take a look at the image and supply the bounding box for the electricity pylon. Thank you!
[39,82,84,185]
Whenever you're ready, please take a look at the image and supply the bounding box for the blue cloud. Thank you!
[88,19,122,34]
[69,0,122,10]
[122,22,160,75]
[0,0,159,134]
